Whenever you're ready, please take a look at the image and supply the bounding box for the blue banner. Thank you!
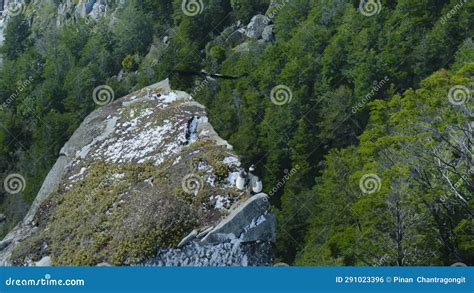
[0,267,471,292]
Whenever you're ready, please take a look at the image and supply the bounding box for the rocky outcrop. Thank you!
[245,15,268,39]
[56,0,121,27]
[225,9,275,54]
[0,79,275,266]
[1,0,118,46]
[209,2,279,55]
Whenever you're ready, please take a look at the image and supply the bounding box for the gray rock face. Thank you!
[201,194,276,244]
[246,15,269,39]
[55,0,117,27]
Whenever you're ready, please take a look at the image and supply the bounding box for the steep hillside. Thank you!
[0,0,472,266]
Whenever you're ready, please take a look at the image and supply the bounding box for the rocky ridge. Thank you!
[0,79,275,266]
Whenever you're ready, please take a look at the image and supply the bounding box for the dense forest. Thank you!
[0,0,472,265]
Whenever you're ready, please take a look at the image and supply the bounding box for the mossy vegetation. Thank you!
[11,161,200,265]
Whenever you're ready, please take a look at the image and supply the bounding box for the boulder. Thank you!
[246,15,269,39]
[262,25,274,42]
